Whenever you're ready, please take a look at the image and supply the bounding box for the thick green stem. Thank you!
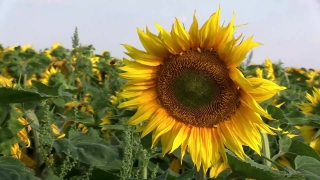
[142,166,147,179]
[25,110,43,177]
[261,132,271,167]
[195,167,207,180]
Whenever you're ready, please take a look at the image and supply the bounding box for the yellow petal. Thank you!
[122,44,163,66]
[246,78,286,102]
[137,28,170,58]
[188,10,200,48]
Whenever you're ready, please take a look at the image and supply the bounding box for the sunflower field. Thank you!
[1,8,320,180]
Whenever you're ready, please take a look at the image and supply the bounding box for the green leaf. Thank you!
[0,156,40,180]
[279,134,292,153]
[226,150,287,180]
[42,170,62,180]
[89,168,119,180]
[172,147,194,166]
[100,125,125,131]
[0,87,53,104]
[295,156,320,180]
[0,104,9,125]
[267,105,286,120]
[53,130,118,168]
[211,168,231,180]
[53,97,66,107]
[176,169,194,180]
[285,110,308,125]
[148,169,179,180]
[31,80,60,96]
[64,109,95,124]
[307,115,320,127]
[288,140,320,161]
[0,109,25,143]
[141,132,153,149]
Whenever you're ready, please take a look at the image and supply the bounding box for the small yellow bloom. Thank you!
[169,157,185,174]
[297,87,320,116]
[51,124,66,138]
[255,68,263,78]
[0,75,14,87]
[264,58,276,81]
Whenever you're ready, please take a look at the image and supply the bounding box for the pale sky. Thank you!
[0,0,320,68]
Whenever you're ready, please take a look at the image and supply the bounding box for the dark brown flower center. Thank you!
[156,49,240,128]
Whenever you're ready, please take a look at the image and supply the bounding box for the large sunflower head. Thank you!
[297,87,320,116]
[118,7,285,174]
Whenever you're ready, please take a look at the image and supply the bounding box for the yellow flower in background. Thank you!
[264,58,276,81]
[255,68,263,78]
[40,66,60,85]
[100,110,113,141]
[51,124,66,138]
[118,7,286,174]
[169,156,185,174]
[44,43,63,61]
[0,75,15,87]
[4,45,17,52]
[63,101,94,133]
[26,74,38,86]
[306,70,319,87]
[271,99,285,108]
[21,44,34,52]
[297,87,320,116]
[64,101,94,114]
[294,126,320,154]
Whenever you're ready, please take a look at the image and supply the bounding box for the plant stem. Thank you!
[142,166,147,179]
[25,110,43,177]
[261,132,272,167]
[195,167,207,180]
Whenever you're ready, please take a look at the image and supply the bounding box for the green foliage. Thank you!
[1,33,320,180]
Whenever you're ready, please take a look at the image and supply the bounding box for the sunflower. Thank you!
[0,75,15,87]
[118,7,286,174]
[44,43,63,61]
[62,101,94,133]
[40,66,60,85]
[255,68,263,78]
[169,156,185,174]
[264,58,276,81]
[306,70,319,87]
[297,87,320,116]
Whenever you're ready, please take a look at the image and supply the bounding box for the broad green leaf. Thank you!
[176,169,194,180]
[0,156,39,180]
[226,150,287,180]
[0,104,9,125]
[0,88,53,104]
[295,156,320,180]
[267,105,286,120]
[53,130,118,168]
[288,140,320,161]
[141,132,153,149]
[89,168,119,180]
[31,80,60,96]
[42,171,62,180]
[53,97,66,107]
[101,125,125,131]
[64,109,95,124]
[279,134,292,153]
[307,115,320,127]
[148,169,179,180]
[285,110,308,125]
